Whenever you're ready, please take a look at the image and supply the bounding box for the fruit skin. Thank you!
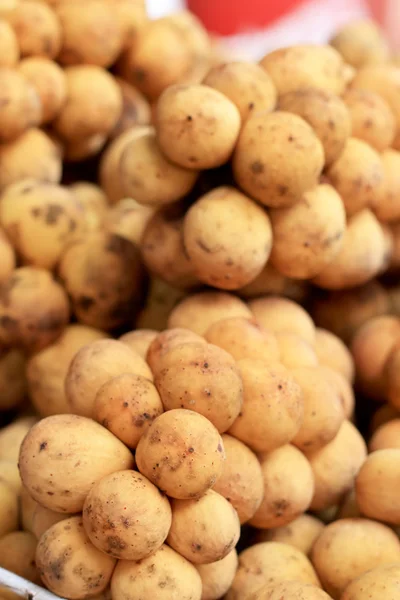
[111,544,202,600]
[0,267,70,354]
[311,517,400,599]
[36,516,116,599]
[136,409,225,500]
[156,84,241,170]
[233,111,324,208]
[183,186,272,290]
[65,338,152,419]
[226,541,321,600]
[153,341,243,433]
[59,232,144,331]
[83,470,172,560]
[19,414,134,513]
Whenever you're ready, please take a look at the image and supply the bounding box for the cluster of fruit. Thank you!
[0,4,400,600]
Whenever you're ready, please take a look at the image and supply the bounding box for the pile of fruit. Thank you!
[1,1,400,599]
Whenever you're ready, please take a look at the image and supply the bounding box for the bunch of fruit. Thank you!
[0,291,398,600]
[0,298,367,599]
[1,3,400,600]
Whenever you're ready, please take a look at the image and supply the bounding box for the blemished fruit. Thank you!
[1,11,400,600]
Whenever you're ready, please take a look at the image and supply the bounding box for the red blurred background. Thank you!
[187,0,310,36]
[148,0,399,55]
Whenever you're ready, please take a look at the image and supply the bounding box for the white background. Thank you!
[146,0,184,18]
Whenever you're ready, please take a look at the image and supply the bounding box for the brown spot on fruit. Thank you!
[274,499,289,516]
[107,536,126,553]
[251,161,264,174]
[31,207,41,218]
[78,296,95,311]
[192,543,202,552]
[45,204,64,225]
[49,556,67,581]
[278,185,288,196]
